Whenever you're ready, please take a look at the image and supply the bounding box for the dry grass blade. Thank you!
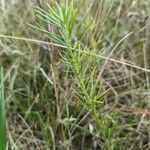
[0,35,150,73]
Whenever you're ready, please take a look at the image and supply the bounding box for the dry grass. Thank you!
[0,0,150,149]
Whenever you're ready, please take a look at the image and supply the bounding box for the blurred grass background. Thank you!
[0,0,150,149]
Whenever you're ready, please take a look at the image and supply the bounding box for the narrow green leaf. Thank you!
[35,8,62,29]
[0,67,6,150]
[29,24,66,45]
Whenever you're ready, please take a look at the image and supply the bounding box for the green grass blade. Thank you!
[29,24,66,45]
[0,67,6,150]
[35,8,63,29]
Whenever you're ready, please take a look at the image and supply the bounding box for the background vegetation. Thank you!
[0,0,150,149]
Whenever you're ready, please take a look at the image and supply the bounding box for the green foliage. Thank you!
[0,68,6,150]
[30,0,78,47]
[32,0,120,149]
